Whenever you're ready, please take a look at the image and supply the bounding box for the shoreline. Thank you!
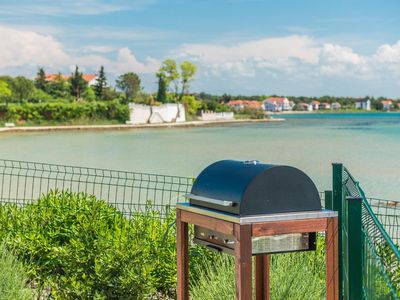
[0,118,285,133]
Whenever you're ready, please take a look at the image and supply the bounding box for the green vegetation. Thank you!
[0,243,33,300]
[190,237,326,300]
[0,100,129,125]
[0,190,331,299]
[0,190,214,299]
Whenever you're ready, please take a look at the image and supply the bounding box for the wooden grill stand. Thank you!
[176,208,338,300]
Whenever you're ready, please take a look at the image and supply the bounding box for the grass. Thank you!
[0,243,33,300]
[190,235,326,300]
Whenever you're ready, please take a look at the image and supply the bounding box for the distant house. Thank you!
[45,73,98,86]
[227,100,262,110]
[355,99,371,111]
[296,103,313,111]
[331,102,341,110]
[263,97,291,112]
[382,100,393,111]
[311,101,320,110]
[319,102,331,110]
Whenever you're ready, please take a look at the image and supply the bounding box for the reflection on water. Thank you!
[0,113,399,200]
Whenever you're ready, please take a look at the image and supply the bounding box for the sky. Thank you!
[0,0,400,97]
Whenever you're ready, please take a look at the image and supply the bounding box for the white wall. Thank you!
[200,111,234,121]
[128,103,186,124]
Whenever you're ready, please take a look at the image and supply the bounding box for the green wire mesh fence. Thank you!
[0,159,193,217]
[343,167,400,299]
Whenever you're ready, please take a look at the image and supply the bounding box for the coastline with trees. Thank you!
[0,60,399,130]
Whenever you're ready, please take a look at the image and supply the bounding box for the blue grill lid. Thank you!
[188,160,321,216]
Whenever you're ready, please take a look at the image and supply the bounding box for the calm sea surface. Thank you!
[0,112,399,200]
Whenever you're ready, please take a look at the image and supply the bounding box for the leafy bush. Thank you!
[0,191,214,299]
[0,243,33,300]
[0,100,129,124]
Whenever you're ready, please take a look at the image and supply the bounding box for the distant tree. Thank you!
[83,87,96,102]
[181,95,201,115]
[0,80,12,105]
[69,66,88,101]
[47,73,70,99]
[158,59,180,97]
[372,101,383,111]
[10,76,35,102]
[102,87,120,100]
[155,59,198,120]
[221,93,232,103]
[156,74,167,103]
[35,67,47,91]
[94,66,107,100]
[116,72,141,103]
[179,61,197,101]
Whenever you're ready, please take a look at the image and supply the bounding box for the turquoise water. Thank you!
[0,113,399,200]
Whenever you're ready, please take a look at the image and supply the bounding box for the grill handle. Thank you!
[186,194,234,207]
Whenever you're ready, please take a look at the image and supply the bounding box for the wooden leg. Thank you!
[255,255,270,300]
[326,217,339,300]
[177,209,189,300]
[234,224,253,300]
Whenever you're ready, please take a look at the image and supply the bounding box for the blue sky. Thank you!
[0,0,399,97]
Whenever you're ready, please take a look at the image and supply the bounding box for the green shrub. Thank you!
[0,191,154,299]
[0,191,215,299]
[0,100,129,124]
[0,243,33,300]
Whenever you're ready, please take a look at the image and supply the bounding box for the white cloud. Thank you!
[179,35,320,65]
[0,26,159,75]
[178,35,400,82]
[84,45,116,53]
[0,26,69,69]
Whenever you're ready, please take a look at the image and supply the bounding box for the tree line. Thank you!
[0,66,144,105]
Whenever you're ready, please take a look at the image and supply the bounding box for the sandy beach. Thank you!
[0,118,285,133]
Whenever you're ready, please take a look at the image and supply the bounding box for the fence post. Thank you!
[325,190,333,210]
[346,196,363,299]
[332,163,343,300]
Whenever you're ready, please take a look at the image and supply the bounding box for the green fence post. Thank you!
[325,190,333,210]
[346,196,363,299]
[332,163,343,300]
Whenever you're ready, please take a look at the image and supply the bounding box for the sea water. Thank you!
[0,112,399,200]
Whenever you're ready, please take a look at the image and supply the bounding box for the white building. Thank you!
[331,102,341,110]
[355,99,371,111]
[296,103,313,111]
[311,101,320,110]
[318,102,331,110]
[382,100,393,111]
[200,111,234,121]
[128,103,186,125]
[263,97,291,112]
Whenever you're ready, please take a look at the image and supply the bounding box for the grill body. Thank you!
[187,160,323,255]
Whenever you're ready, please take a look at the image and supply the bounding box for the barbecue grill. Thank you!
[176,160,339,300]
[184,160,324,255]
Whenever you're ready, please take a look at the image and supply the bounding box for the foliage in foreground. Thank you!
[190,237,326,300]
[0,243,34,300]
[0,190,214,299]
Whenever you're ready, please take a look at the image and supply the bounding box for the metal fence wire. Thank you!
[342,167,400,299]
[0,159,193,217]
